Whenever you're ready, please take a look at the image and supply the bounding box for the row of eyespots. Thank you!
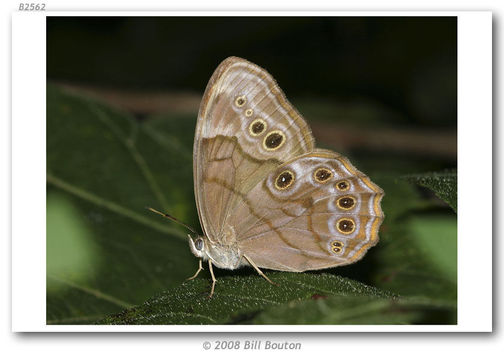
[273,167,335,191]
[273,169,357,236]
[235,95,286,151]
[274,167,353,192]
[313,168,354,198]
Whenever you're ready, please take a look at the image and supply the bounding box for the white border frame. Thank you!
[11,11,492,332]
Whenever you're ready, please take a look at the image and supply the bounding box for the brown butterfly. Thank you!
[150,57,384,297]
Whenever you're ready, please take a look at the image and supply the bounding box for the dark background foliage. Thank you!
[46,16,457,325]
[47,17,457,128]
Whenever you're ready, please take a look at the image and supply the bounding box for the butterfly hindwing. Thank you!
[231,151,384,271]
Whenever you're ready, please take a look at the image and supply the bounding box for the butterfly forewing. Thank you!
[194,57,315,240]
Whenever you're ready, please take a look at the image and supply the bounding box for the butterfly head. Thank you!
[188,234,208,259]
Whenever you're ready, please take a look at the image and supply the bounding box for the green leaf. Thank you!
[404,170,457,212]
[98,273,399,325]
[254,295,455,325]
[409,215,457,281]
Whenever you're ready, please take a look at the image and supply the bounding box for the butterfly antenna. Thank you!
[146,207,198,236]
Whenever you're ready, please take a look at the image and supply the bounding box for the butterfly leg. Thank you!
[186,259,204,281]
[243,254,279,286]
[208,260,217,298]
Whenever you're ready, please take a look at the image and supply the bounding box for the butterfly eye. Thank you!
[235,96,246,107]
[336,196,356,210]
[249,118,267,136]
[194,238,204,251]
[275,170,295,190]
[313,167,333,183]
[336,180,350,191]
[336,218,356,234]
[263,130,286,151]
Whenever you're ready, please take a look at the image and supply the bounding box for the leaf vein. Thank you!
[47,173,186,240]
[88,104,170,212]
[48,275,134,309]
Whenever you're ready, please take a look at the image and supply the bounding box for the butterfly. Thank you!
[150,57,384,297]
